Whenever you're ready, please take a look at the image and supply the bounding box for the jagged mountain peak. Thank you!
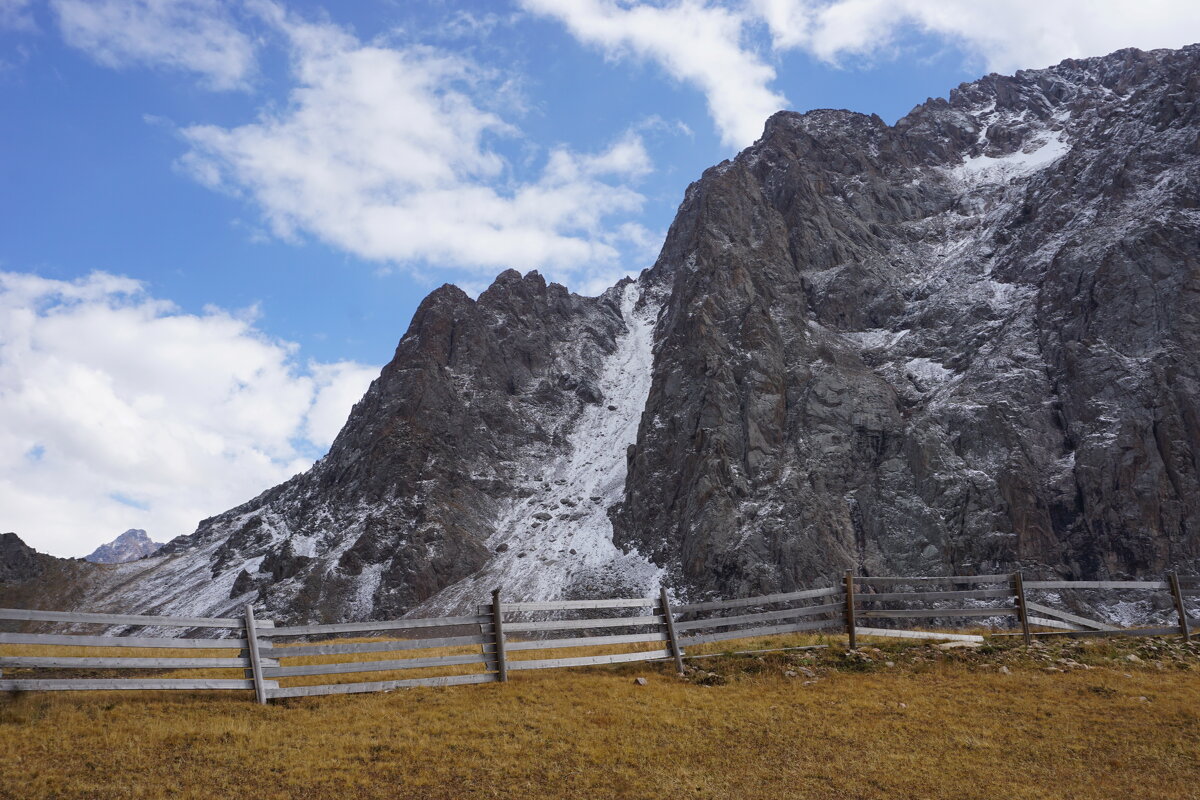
[22,43,1200,622]
[84,529,164,564]
[0,532,46,583]
[615,43,1200,600]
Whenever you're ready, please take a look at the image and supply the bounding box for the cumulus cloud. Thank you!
[0,271,377,557]
[51,0,256,90]
[177,3,657,287]
[753,0,1200,73]
[529,0,1200,150]
[520,0,786,149]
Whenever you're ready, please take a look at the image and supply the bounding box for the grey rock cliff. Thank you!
[85,530,163,564]
[86,271,648,622]
[0,533,102,611]
[614,44,1200,599]
[24,43,1200,620]
[0,532,46,583]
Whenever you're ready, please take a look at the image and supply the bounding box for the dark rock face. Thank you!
[84,530,164,564]
[0,533,103,612]
[0,532,46,583]
[613,45,1200,599]
[97,271,638,622]
[43,44,1200,621]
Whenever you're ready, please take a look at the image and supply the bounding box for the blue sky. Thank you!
[3,0,1199,556]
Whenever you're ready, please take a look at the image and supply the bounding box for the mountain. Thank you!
[0,532,48,584]
[84,530,164,564]
[15,44,1200,622]
[0,533,104,611]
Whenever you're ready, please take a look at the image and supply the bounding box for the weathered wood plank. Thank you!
[1022,580,1168,590]
[1024,601,1118,631]
[261,634,487,658]
[504,632,668,652]
[503,615,663,633]
[853,575,1010,586]
[845,570,856,649]
[1027,616,1086,631]
[267,672,493,698]
[260,615,489,638]
[499,598,661,612]
[856,588,1014,602]
[673,601,844,633]
[677,645,828,659]
[1013,572,1032,646]
[0,678,270,691]
[858,608,1017,619]
[678,618,839,646]
[506,649,671,671]
[0,632,245,649]
[491,588,508,683]
[660,587,685,676]
[674,587,841,614]
[1169,572,1191,643]
[0,657,255,669]
[853,627,985,643]
[0,608,244,628]
[242,605,268,705]
[262,653,488,678]
[992,627,1185,639]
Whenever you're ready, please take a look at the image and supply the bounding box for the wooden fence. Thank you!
[1,571,1195,703]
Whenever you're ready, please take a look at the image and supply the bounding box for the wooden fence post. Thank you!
[1168,571,1191,643]
[1012,572,1032,647]
[491,588,508,683]
[242,604,268,705]
[659,587,686,676]
[844,569,857,650]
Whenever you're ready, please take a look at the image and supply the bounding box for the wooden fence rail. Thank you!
[1,571,1196,702]
[0,606,279,696]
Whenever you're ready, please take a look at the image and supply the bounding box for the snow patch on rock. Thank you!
[948,133,1071,187]
[415,282,663,613]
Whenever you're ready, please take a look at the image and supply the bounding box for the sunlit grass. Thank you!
[2,631,1197,799]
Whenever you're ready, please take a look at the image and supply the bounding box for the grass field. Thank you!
[2,633,1198,800]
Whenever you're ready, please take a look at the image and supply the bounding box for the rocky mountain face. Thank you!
[0,532,47,584]
[0,533,103,611]
[76,274,663,621]
[14,44,1200,621]
[614,43,1200,599]
[84,530,163,564]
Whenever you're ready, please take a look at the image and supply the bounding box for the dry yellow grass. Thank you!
[2,632,1198,800]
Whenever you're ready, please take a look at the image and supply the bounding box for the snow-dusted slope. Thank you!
[615,44,1200,601]
[84,529,164,564]
[68,269,667,623]
[417,282,662,612]
[12,45,1200,625]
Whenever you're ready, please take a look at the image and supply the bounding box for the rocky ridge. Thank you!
[10,44,1200,623]
[614,44,1200,601]
[84,530,163,564]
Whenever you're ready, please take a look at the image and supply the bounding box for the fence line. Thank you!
[1,570,1196,703]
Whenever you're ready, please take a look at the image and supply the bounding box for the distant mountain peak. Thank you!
[84,529,164,564]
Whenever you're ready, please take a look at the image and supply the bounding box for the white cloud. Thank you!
[51,0,256,90]
[751,0,1200,74]
[0,271,377,557]
[178,3,656,287]
[528,0,1200,151]
[0,0,35,31]
[303,361,377,448]
[520,0,786,149]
